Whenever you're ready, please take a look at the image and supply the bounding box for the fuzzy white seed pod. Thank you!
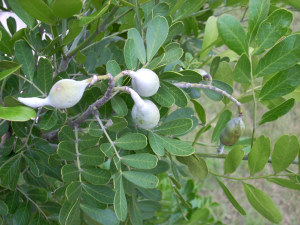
[18,79,89,109]
[129,68,160,97]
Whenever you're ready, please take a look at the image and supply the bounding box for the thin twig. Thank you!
[18,75,46,97]
[74,126,82,182]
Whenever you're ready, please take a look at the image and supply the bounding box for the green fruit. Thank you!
[220,117,245,146]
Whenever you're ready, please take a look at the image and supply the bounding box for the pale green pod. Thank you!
[220,117,245,146]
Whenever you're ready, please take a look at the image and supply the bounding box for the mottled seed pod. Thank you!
[220,117,245,146]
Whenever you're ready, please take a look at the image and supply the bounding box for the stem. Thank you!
[249,54,257,147]
[94,112,121,160]
[18,75,46,97]
[74,126,82,182]
[24,108,42,147]
[16,187,48,220]
[114,86,145,109]
[209,170,298,181]
[174,82,242,114]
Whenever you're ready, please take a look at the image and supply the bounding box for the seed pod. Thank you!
[220,117,245,146]
[129,68,160,97]
[18,79,89,109]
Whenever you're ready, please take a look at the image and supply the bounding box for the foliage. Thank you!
[0,0,300,224]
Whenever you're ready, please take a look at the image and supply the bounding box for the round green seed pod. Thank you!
[220,117,245,146]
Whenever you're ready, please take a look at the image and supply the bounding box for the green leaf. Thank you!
[243,183,282,223]
[161,81,188,107]
[66,182,82,202]
[191,99,206,124]
[61,164,79,182]
[128,197,143,225]
[106,117,128,132]
[123,171,159,189]
[160,70,202,83]
[52,0,82,18]
[27,188,48,203]
[59,125,75,142]
[216,178,246,215]
[254,9,293,55]
[248,0,270,42]
[159,135,195,156]
[124,39,137,70]
[217,14,248,55]
[152,85,175,107]
[39,110,58,130]
[57,141,76,161]
[37,58,53,94]
[128,28,146,65]
[0,106,36,122]
[200,16,218,59]
[224,145,244,174]
[165,21,184,43]
[80,146,104,166]
[15,40,35,80]
[146,16,169,62]
[233,54,251,84]
[82,183,114,204]
[81,205,119,225]
[122,153,158,169]
[0,27,13,56]
[0,64,22,81]
[211,110,232,142]
[114,172,127,221]
[0,200,8,216]
[148,132,164,156]
[259,65,300,100]
[177,155,208,178]
[255,34,300,77]
[259,98,295,125]
[154,118,193,136]
[159,43,183,65]
[59,198,81,225]
[78,2,110,26]
[13,204,31,225]
[81,167,111,185]
[213,61,233,86]
[17,0,56,25]
[100,143,115,157]
[115,133,147,150]
[204,80,233,102]
[88,122,103,137]
[248,135,271,175]
[0,155,21,189]
[267,178,300,191]
[271,135,299,173]
[111,96,128,117]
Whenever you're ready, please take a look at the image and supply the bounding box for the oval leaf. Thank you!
[122,171,159,189]
[224,145,244,174]
[0,106,36,121]
[115,133,147,150]
[154,118,193,136]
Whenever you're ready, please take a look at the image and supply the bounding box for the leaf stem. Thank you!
[18,75,46,97]
[74,126,82,182]
[249,53,257,147]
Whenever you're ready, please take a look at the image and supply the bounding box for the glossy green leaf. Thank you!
[217,14,248,55]
[66,182,82,202]
[233,54,251,83]
[123,171,159,189]
[248,0,270,42]
[161,81,188,107]
[259,65,300,100]
[115,133,147,150]
[13,204,31,225]
[128,28,146,65]
[0,27,13,56]
[146,16,169,61]
[17,0,56,25]
[0,64,22,81]
[159,135,195,156]
[211,110,232,142]
[81,167,111,185]
[114,172,127,221]
[154,118,193,136]
[148,132,164,156]
[124,39,137,70]
[121,153,158,169]
[255,34,300,77]
[216,178,246,215]
[248,135,271,175]
[111,96,128,117]
[177,155,208,178]
[152,85,175,107]
[82,183,114,204]
[224,145,244,174]
[267,178,300,191]
[191,99,206,124]
[243,183,282,223]
[37,58,53,94]
[39,110,58,130]
[254,9,293,55]
[80,146,104,166]
[200,16,218,59]
[0,106,36,122]
[0,155,21,190]
[57,141,76,161]
[259,98,295,125]
[59,198,81,225]
[61,164,79,182]
[272,135,299,173]
[81,205,119,225]
[15,40,35,80]
[52,0,82,18]
[0,200,8,216]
